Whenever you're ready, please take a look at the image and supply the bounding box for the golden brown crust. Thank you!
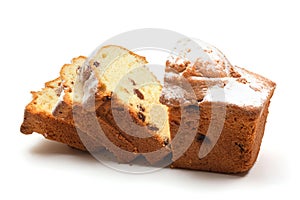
[168,103,264,173]
[21,99,140,162]
[20,76,103,151]
[21,73,142,162]
[162,66,276,173]
[20,108,104,151]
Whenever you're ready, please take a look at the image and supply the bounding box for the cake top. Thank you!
[161,40,275,107]
[200,67,272,107]
[168,39,233,78]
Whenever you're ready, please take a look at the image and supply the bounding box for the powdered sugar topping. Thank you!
[203,74,270,107]
[162,40,273,107]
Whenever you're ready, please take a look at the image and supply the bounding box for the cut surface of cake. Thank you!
[74,45,171,164]
[52,45,171,164]
[20,57,138,163]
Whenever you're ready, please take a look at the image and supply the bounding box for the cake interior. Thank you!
[76,45,171,146]
[32,78,62,114]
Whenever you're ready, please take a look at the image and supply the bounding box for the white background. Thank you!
[0,0,299,199]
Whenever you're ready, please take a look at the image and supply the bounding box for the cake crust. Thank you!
[20,78,104,151]
[160,56,276,173]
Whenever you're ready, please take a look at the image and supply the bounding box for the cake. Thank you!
[159,43,276,173]
[73,46,169,164]
[20,76,104,152]
[51,45,171,164]
[20,42,275,173]
[20,57,138,162]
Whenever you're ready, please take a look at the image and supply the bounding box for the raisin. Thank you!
[137,104,145,112]
[105,92,113,100]
[148,125,159,131]
[235,142,245,153]
[137,112,146,122]
[93,61,100,67]
[196,133,206,142]
[134,89,144,100]
[163,138,169,146]
[129,78,136,86]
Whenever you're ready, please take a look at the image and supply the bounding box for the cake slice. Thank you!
[20,58,138,163]
[160,43,276,173]
[52,46,142,119]
[53,45,171,164]
[20,77,104,151]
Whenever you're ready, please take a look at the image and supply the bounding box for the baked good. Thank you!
[160,44,276,173]
[21,42,275,173]
[23,49,171,164]
[20,58,138,162]
[53,45,171,164]
[80,45,170,158]
[20,77,104,151]
[52,46,144,119]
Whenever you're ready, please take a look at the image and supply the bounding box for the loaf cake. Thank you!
[160,43,276,173]
[21,42,275,173]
